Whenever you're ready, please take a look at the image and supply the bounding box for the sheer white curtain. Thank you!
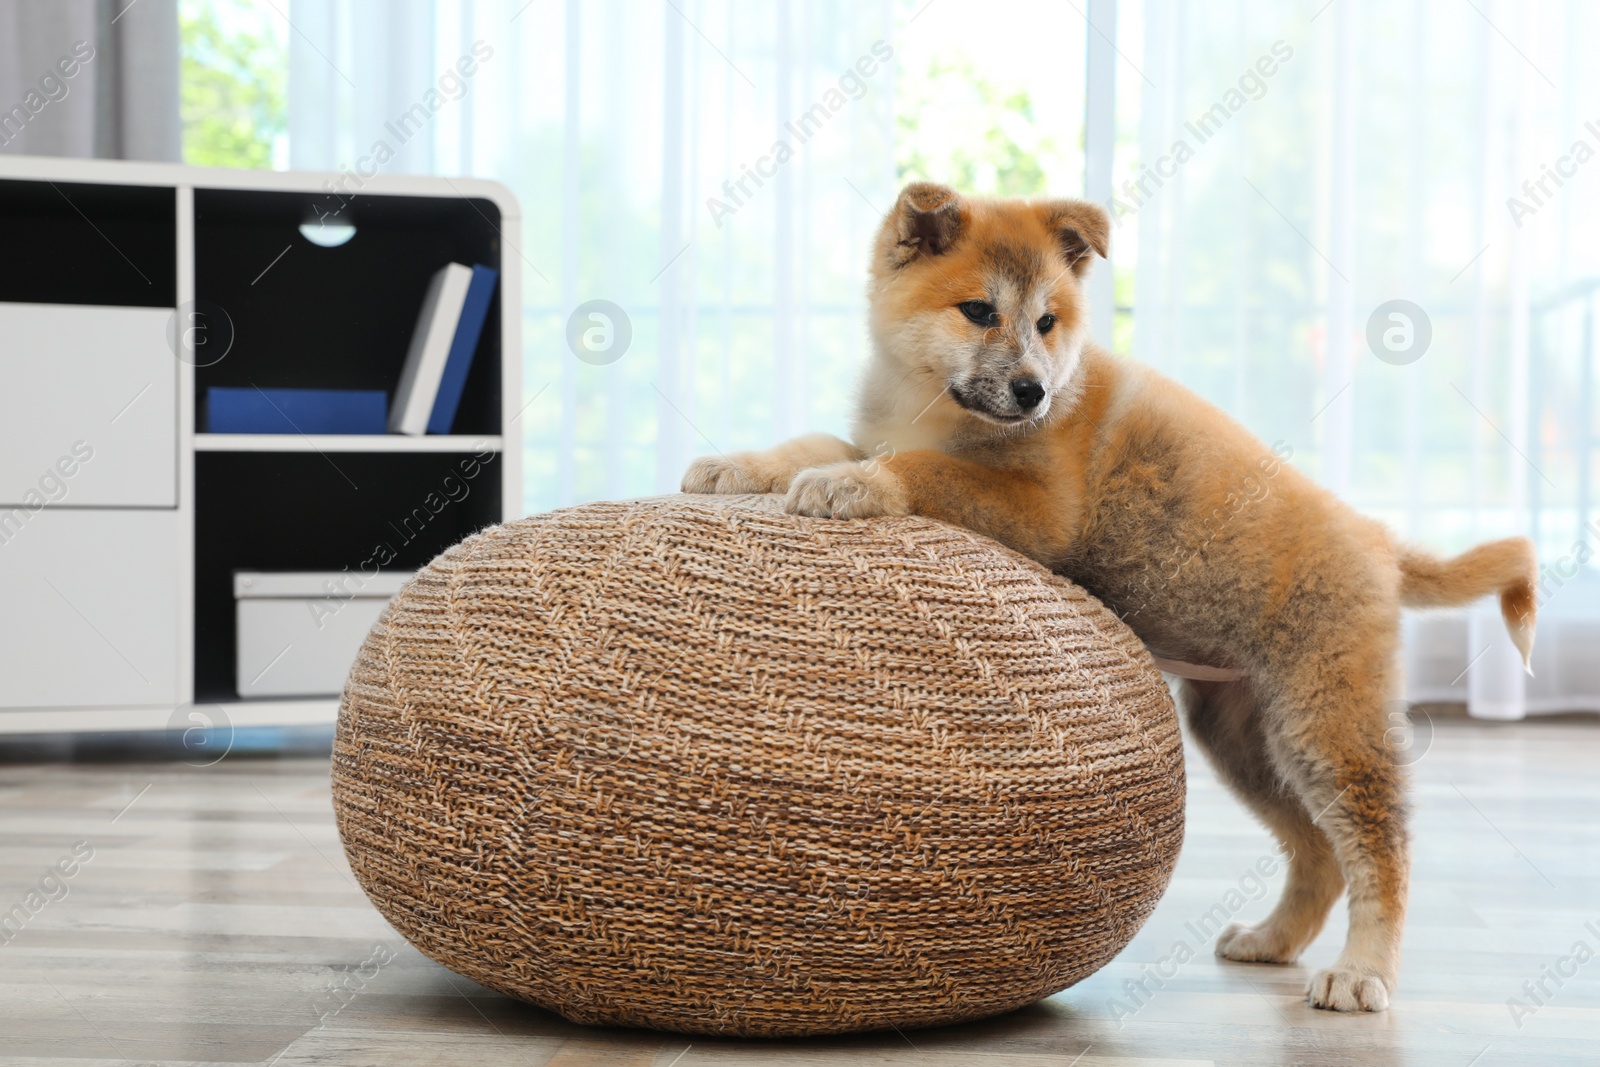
[1121,0,1600,718]
[288,0,902,509]
[280,0,1594,718]
[283,0,1100,515]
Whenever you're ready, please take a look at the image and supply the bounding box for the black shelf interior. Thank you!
[193,450,502,703]
[0,179,176,307]
[193,188,504,437]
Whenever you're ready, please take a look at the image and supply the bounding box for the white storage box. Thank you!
[234,571,413,698]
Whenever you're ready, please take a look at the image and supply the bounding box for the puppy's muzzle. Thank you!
[950,377,1051,423]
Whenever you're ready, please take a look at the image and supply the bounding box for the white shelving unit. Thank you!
[0,156,522,735]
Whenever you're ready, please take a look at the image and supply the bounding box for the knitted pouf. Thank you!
[332,493,1184,1038]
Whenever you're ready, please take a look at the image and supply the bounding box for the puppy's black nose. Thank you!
[1010,378,1046,410]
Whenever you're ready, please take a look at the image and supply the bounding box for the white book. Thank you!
[390,263,473,435]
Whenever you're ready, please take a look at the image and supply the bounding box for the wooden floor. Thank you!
[1,712,1596,1066]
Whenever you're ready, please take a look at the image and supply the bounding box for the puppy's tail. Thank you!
[1398,538,1538,673]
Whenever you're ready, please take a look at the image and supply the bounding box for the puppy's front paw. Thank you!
[785,460,909,520]
[682,454,773,495]
[1215,921,1299,964]
[1306,966,1391,1012]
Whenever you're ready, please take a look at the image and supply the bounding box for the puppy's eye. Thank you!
[958,301,1000,327]
[1036,313,1058,335]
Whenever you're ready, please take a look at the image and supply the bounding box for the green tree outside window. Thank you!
[179,1,287,169]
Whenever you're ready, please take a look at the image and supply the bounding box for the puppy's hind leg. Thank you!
[1180,680,1345,966]
[682,433,863,495]
[1264,652,1410,1013]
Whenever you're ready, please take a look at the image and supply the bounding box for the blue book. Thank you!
[425,263,498,434]
[207,387,388,434]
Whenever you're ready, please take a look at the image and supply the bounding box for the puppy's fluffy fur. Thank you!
[683,181,1538,1013]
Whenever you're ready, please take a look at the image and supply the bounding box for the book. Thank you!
[426,264,498,435]
[390,263,473,435]
[206,387,387,434]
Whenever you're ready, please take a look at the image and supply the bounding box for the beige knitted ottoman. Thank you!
[332,493,1184,1038]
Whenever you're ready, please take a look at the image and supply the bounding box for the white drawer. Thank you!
[0,508,180,708]
[0,302,177,507]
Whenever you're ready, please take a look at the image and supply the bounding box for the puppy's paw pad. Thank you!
[784,462,906,520]
[682,455,766,495]
[1214,921,1297,964]
[1306,967,1391,1012]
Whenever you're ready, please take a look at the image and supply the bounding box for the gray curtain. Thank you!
[0,0,180,161]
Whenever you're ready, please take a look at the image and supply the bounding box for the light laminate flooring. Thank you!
[0,712,1596,1066]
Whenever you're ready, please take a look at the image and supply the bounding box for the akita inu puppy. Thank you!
[683,181,1536,1012]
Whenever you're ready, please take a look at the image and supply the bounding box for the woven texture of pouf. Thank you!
[332,493,1184,1038]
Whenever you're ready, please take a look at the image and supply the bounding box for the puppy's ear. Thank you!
[884,181,963,267]
[1037,199,1110,277]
